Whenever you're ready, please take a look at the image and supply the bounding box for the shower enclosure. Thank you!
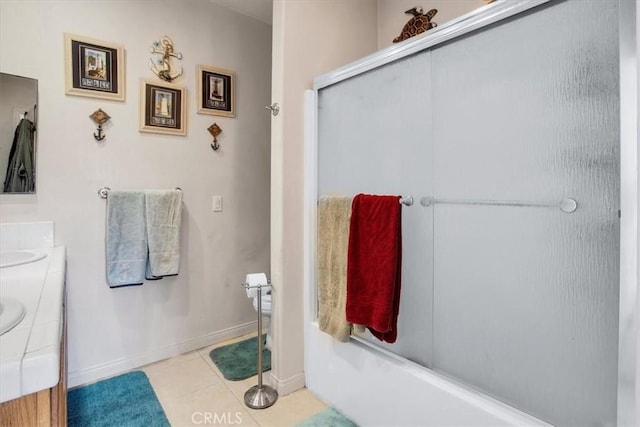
[305,1,636,426]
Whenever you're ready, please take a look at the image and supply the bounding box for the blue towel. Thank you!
[106,191,147,287]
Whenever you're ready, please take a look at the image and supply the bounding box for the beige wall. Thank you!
[270,0,378,392]
[378,0,487,49]
[0,0,272,386]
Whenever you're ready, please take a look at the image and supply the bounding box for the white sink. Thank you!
[0,250,47,269]
[0,298,26,336]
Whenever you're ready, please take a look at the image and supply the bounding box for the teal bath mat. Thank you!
[67,371,169,427]
[297,407,358,427]
[209,334,271,381]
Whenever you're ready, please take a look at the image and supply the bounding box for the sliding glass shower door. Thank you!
[316,1,620,425]
[318,51,434,367]
[430,1,619,425]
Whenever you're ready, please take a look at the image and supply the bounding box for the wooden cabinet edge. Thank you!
[0,298,67,427]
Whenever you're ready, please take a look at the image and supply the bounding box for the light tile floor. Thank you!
[141,333,328,427]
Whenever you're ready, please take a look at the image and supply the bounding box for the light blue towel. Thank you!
[106,191,147,287]
[145,189,183,279]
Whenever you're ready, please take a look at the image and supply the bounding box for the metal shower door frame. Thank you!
[306,0,638,424]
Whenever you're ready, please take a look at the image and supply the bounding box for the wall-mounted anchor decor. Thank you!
[208,123,222,151]
[90,108,111,141]
[149,36,183,82]
[393,7,438,43]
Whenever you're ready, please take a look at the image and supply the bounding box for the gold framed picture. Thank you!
[139,79,186,136]
[64,33,125,101]
[197,65,235,117]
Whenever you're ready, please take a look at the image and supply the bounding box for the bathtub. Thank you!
[304,323,549,426]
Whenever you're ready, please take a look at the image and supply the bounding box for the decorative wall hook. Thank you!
[89,108,111,141]
[265,103,279,116]
[208,123,222,150]
[149,36,183,82]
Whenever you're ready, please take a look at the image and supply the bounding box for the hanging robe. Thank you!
[3,118,35,193]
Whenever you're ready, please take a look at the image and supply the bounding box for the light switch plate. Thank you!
[212,196,223,212]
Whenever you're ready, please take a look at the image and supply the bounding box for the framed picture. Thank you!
[64,33,125,101]
[139,80,186,136]
[197,65,235,117]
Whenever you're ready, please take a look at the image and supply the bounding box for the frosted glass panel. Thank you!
[315,1,620,425]
[430,1,619,426]
[318,53,433,365]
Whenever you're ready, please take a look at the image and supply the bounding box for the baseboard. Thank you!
[67,320,257,388]
[268,371,306,396]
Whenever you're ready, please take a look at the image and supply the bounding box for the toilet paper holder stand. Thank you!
[240,280,278,409]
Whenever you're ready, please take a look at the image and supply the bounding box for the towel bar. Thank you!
[419,196,578,213]
[317,195,414,206]
[98,187,182,199]
[399,196,414,206]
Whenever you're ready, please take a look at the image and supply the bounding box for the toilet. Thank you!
[252,291,272,349]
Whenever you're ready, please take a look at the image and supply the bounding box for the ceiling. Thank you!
[209,0,273,25]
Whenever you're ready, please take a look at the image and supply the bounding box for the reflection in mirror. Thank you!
[0,73,37,194]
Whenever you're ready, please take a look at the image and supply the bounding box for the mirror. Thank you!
[0,72,37,194]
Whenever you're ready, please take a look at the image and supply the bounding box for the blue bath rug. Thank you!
[209,334,271,381]
[296,407,358,427]
[67,371,169,427]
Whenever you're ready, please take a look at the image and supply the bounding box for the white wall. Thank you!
[377,0,487,49]
[0,0,272,386]
[270,0,378,394]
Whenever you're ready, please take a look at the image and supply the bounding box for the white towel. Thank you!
[106,191,146,287]
[144,189,183,279]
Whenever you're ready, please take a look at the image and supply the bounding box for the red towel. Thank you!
[346,194,402,343]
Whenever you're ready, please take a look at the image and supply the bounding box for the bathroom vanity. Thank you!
[0,222,67,426]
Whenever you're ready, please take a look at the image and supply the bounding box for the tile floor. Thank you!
[141,333,329,427]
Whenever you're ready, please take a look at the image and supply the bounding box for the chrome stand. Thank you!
[243,282,278,409]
